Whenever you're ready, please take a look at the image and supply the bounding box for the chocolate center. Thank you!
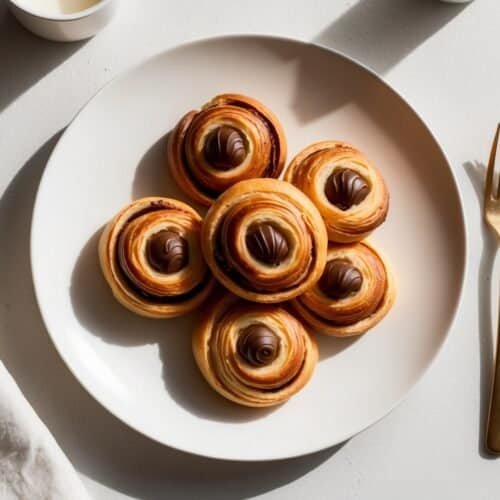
[237,324,280,367]
[204,126,247,170]
[245,223,289,266]
[325,168,370,210]
[319,258,363,299]
[147,230,188,274]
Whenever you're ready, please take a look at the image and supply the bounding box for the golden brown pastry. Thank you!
[99,197,215,318]
[291,241,395,337]
[193,293,318,407]
[167,93,287,206]
[201,178,328,303]
[285,141,389,243]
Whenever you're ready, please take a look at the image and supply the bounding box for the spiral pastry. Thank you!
[99,197,215,318]
[285,141,389,243]
[167,93,287,206]
[201,178,328,303]
[291,241,395,337]
[193,294,318,407]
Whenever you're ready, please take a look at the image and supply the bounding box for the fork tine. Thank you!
[488,123,500,199]
[485,124,499,202]
[494,124,500,199]
[485,130,497,203]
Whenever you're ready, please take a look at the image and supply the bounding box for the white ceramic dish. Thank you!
[8,0,117,42]
[31,35,466,461]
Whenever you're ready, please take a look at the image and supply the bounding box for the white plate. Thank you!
[31,35,466,461]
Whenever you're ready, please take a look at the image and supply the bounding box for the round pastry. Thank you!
[167,93,287,206]
[193,294,318,407]
[291,241,395,337]
[285,141,389,243]
[99,197,215,318]
[201,178,328,303]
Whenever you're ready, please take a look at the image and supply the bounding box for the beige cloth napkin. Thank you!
[0,362,91,500]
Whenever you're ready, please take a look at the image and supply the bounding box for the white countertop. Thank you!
[0,0,498,498]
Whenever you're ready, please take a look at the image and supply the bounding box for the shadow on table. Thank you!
[0,133,342,499]
[463,161,497,460]
[0,3,86,112]
[314,0,468,75]
[257,0,467,127]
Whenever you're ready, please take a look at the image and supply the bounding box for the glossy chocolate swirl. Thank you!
[237,323,280,366]
[204,126,248,171]
[147,230,189,274]
[319,258,363,299]
[325,168,370,211]
[246,223,289,266]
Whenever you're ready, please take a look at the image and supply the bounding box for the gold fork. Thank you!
[484,123,500,453]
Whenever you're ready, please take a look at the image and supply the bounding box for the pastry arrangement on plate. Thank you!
[99,93,396,408]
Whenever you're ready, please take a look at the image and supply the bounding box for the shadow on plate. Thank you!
[70,227,166,347]
[463,161,497,460]
[0,132,344,500]
[316,333,360,361]
[158,333,279,423]
[132,131,206,214]
[69,220,277,423]
[0,3,86,112]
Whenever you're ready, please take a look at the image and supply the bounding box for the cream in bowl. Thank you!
[8,0,118,42]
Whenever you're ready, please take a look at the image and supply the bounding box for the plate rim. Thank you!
[30,33,468,461]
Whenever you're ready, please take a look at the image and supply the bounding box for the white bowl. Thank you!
[8,0,118,42]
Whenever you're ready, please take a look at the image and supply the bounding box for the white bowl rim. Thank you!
[30,33,469,461]
[9,0,114,22]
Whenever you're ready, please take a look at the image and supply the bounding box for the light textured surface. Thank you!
[0,0,498,498]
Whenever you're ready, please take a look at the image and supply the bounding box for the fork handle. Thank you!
[486,324,500,453]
